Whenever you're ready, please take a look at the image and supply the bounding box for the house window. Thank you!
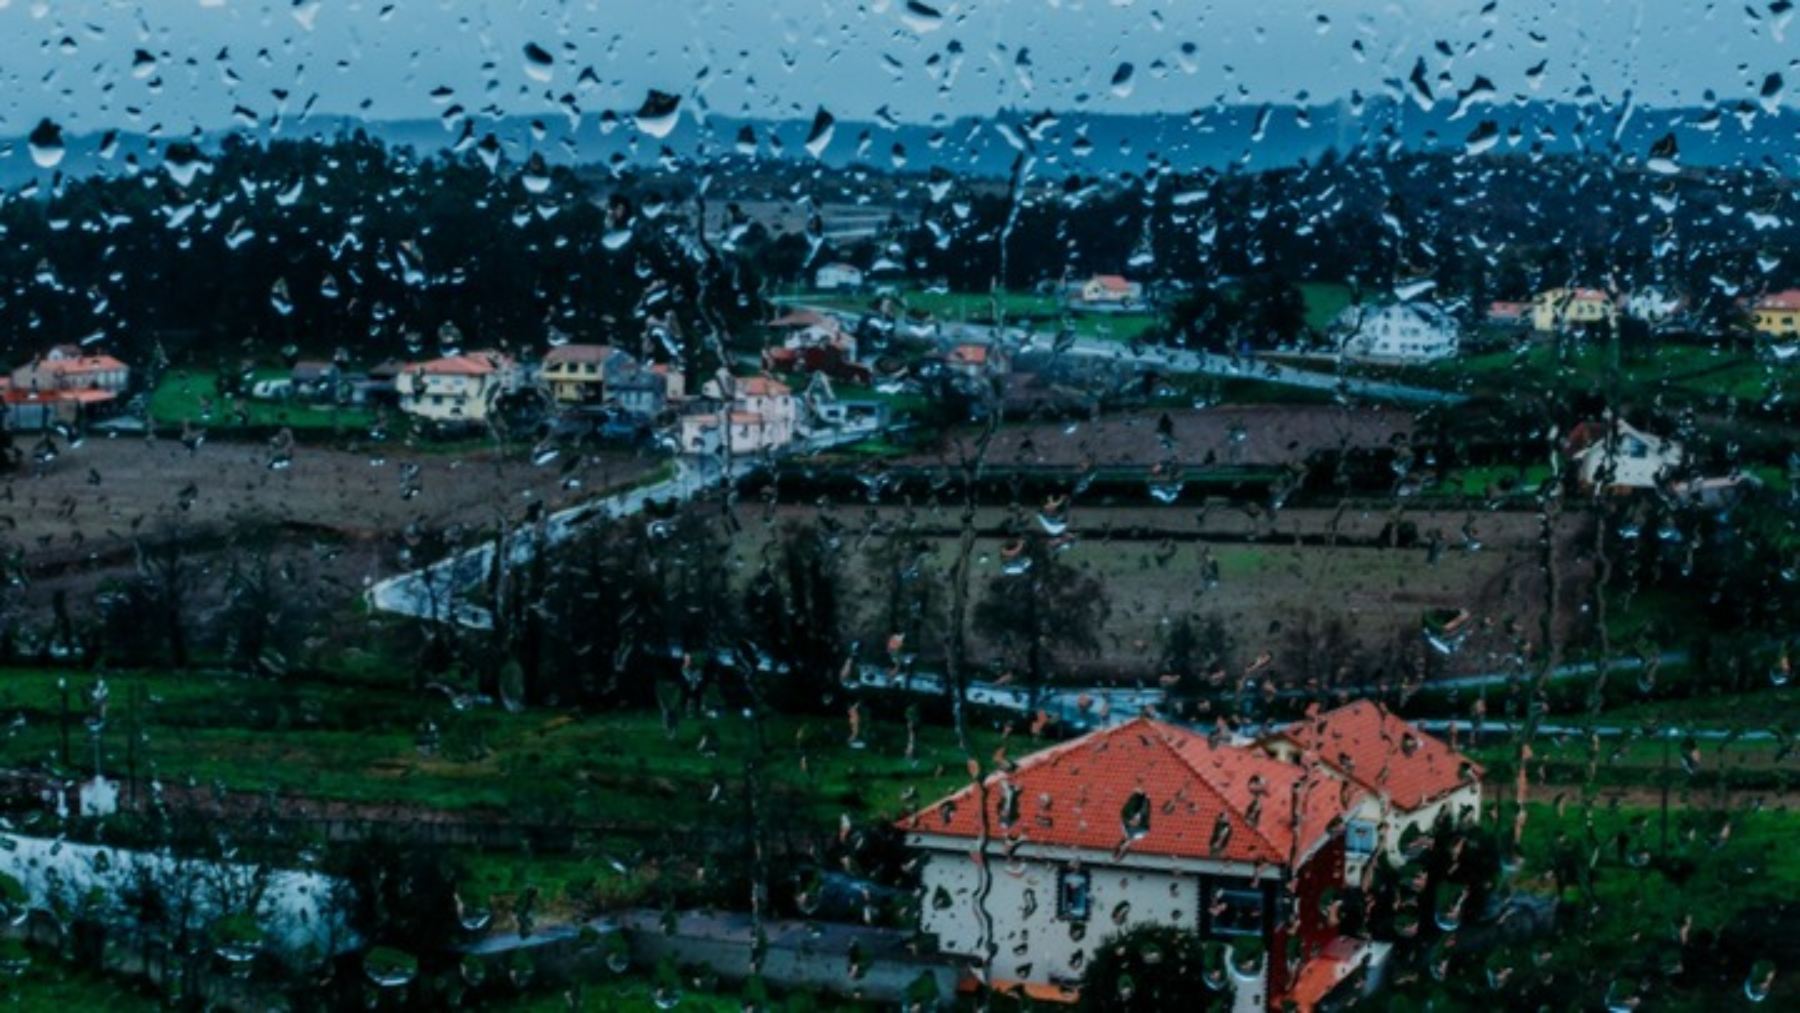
[1346,819,1378,856]
[1056,869,1090,921]
[1208,886,1264,936]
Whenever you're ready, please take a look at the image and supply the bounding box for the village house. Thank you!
[539,344,630,405]
[1072,274,1144,308]
[611,363,684,420]
[813,262,866,291]
[1259,701,1482,880]
[1485,300,1532,328]
[764,310,869,382]
[289,360,342,400]
[1749,289,1800,338]
[1565,416,1684,492]
[1531,287,1617,333]
[901,715,1411,1011]
[680,374,797,455]
[1624,286,1683,325]
[396,350,518,425]
[3,345,132,430]
[10,345,131,398]
[943,342,1007,378]
[1331,303,1460,363]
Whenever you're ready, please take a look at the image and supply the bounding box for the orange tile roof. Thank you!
[30,354,127,374]
[1091,274,1134,291]
[901,717,1360,868]
[735,376,791,397]
[1281,937,1370,1012]
[408,351,512,376]
[543,344,616,366]
[1756,289,1800,311]
[948,344,990,365]
[1269,701,1479,811]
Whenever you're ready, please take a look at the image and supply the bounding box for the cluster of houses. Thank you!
[901,700,1481,1010]
[0,345,132,430]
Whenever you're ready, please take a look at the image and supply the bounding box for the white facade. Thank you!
[397,353,516,424]
[1334,303,1460,363]
[815,263,865,290]
[1572,420,1683,491]
[911,837,1273,990]
[1340,784,1483,881]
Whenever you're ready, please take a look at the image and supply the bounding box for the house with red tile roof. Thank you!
[10,345,130,398]
[1751,288,1800,338]
[1075,274,1144,306]
[682,373,798,454]
[1261,701,1482,876]
[1531,287,1616,332]
[396,350,518,424]
[900,716,1393,1011]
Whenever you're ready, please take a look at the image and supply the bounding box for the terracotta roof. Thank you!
[27,354,127,374]
[948,343,990,365]
[1269,701,1478,812]
[1487,301,1530,317]
[769,310,840,330]
[1281,937,1372,1012]
[901,717,1360,868]
[543,344,617,366]
[1755,289,1800,311]
[1090,274,1134,291]
[408,351,512,376]
[734,376,791,397]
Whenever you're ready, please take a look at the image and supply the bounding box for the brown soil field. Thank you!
[909,406,1416,471]
[728,501,1597,683]
[0,435,658,617]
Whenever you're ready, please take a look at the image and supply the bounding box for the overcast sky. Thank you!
[0,0,1793,136]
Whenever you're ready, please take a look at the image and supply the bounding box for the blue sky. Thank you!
[0,0,1792,136]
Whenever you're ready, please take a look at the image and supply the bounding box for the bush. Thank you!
[1078,924,1225,1012]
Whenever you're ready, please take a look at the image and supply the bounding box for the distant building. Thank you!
[10,345,130,398]
[813,262,865,291]
[290,361,341,399]
[1485,300,1532,327]
[1624,286,1683,324]
[540,344,629,405]
[396,351,518,424]
[1750,289,1800,338]
[1073,273,1144,307]
[944,342,1006,378]
[681,374,797,454]
[3,345,131,429]
[612,363,684,420]
[1531,287,1616,332]
[1332,303,1460,363]
[1565,416,1684,491]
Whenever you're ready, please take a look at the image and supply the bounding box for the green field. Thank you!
[149,368,380,430]
[0,945,162,1012]
[1298,281,1353,335]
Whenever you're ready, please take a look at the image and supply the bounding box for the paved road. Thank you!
[365,424,881,627]
[788,301,1468,405]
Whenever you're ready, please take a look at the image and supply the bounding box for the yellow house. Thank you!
[1531,287,1616,332]
[1751,289,1800,338]
[397,351,517,424]
[539,344,624,404]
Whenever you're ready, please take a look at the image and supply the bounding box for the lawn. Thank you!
[1298,281,1353,335]
[0,667,992,842]
[0,945,162,1012]
[149,368,379,431]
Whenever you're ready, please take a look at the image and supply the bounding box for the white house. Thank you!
[396,350,518,424]
[1566,417,1684,492]
[1624,286,1682,325]
[901,716,1390,1011]
[814,262,865,291]
[1073,274,1144,307]
[1259,701,1482,881]
[1332,303,1460,363]
[681,374,797,455]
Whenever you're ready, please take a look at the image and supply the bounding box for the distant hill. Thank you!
[2,97,1794,188]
